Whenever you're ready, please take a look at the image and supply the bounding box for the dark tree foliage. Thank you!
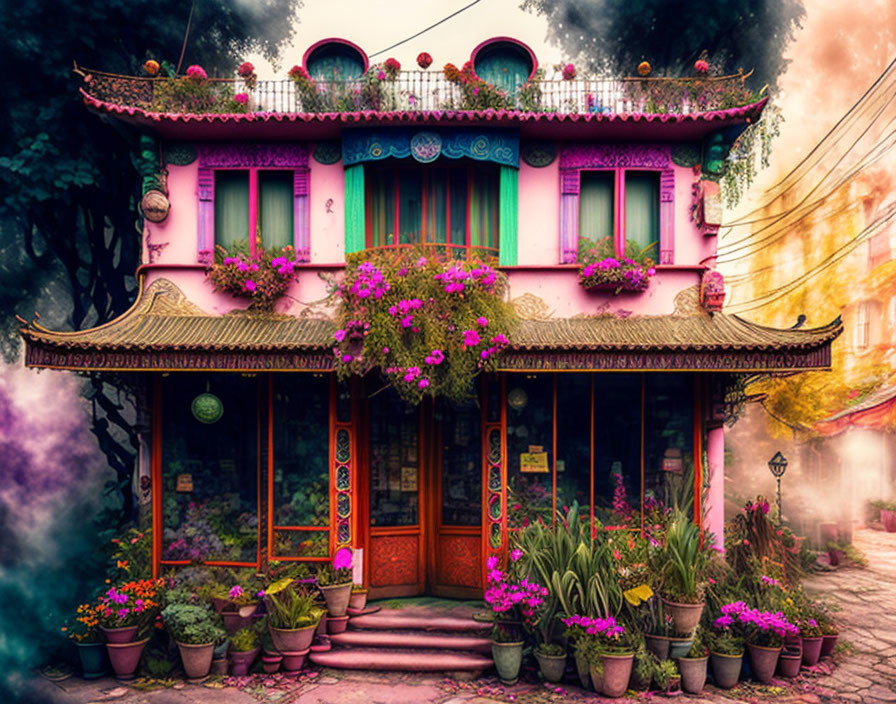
[0,0,300,521]
[522,0,805,91]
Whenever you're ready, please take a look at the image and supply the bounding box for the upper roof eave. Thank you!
[81,90,767,143]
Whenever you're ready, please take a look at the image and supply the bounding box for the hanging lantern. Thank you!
[141,189,170,223]
[192,387,223,424]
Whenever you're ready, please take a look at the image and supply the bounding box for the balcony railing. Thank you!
[81,68,759,116]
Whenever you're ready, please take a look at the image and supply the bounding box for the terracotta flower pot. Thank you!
[777,652,801,678]
[535,650,567,683]
[270,624,316,653]
[319,583,353,617]
[326,615,350,635]
[221,611,254,635]
[881,509,896,532]
[101,625,138,644]
[261,653,282,673]
[210,658,228,676]
[76,642,106,679]
[230,646,261,676]
[677,655,708,694]
[821,633,839,657]
[661,599,704,635]
[176,641,215,679]
[349,590,368,611]
[710,651,742,689]
[747,643,781,684]
[801,636,823,666]
[573,647,590,690]
[316,613,328,638]
[106,637,148,680]
[591,652,634,698]
[491,641,524,685]
[645,633,671,661]
[280,648,309,674]
[668,636,693,659]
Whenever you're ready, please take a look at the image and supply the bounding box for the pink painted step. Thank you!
[309,647,492,672]
[348,612,491,634]
[330,630,492,654]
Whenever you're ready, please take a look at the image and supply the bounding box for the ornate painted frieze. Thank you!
[342,128,519,168]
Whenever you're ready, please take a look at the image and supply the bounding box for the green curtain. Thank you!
[345,165,366,253]
[214,171,249,249]
[398,170,422,244]
[498,166,518,266]
[425,171,447,244]
[579,172,614,244]
[449,169,467,247]
[367,169,394,247]
[624,172,660,256]
[258,171,293,249]
[309,52,364,81]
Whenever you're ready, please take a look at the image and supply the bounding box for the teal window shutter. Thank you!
[498,166,518,266]
[345,164,366,254]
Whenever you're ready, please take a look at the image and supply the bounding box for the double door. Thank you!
[364,391,483,599]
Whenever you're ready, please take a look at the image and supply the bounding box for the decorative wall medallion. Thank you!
[313,141,342,165]
[521,141,556,167]
[410,131,442,163]
[337,521,350,543]
[671,143,701,168]
[141,190,170,223]
[488,494,502,521]
[163,143,198,166]
[489,465,501,492]
[191,392,223,424]
[489,522,502,549]
[337,492,351,518]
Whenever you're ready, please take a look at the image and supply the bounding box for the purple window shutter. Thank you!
[197,167,214,264]
[659,169,675,265]
[294,168,310,262]
[559,170,581,264]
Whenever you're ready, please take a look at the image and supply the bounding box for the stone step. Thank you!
[348,611,491,634]
[329,630,492,654]
[308,647,493,672]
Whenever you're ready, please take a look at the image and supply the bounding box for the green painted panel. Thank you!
[498,166,518,266]
[344,164,366,254]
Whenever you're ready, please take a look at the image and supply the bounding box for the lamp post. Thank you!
[768,451,788,522]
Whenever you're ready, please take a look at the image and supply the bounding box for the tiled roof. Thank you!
[21,279,841,372]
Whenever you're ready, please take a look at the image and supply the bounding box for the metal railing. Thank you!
[81,68,758,116]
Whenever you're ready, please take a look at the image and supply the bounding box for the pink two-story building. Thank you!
[21,38,840,599]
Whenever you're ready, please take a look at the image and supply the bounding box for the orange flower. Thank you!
[144,60,160,76]
[637,61,651,77]
[117,559,129,570]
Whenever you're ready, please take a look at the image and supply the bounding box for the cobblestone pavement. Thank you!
[21,528,896,704]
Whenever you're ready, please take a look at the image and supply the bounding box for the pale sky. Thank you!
[250,0,564,78]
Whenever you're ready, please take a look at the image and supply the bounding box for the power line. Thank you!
[368,0,485,59]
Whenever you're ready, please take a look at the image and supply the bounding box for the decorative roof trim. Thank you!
[81,90,767,127]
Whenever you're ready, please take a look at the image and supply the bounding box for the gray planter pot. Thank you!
[535,650,567,683]
[677,655,708,694]
[491,641,524,685]
[710,651,742,689]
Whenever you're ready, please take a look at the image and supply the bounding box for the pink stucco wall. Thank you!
[142,142,717,318]
[706,425,726,549]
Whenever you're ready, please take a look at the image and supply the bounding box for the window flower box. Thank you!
[578,237,656,294]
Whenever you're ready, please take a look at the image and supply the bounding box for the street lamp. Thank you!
[768,451,788,521]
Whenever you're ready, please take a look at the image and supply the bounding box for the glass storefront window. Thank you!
[438,399,482,526]
[556,374,591,515]
[645,374,695,515]
[506,375,553,528]
[594,374,642,520]
[161,374,259,563]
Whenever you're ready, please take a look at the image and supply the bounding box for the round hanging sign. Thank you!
[410,131,442,163]
[141,190,170,223]
[191,392,223,424]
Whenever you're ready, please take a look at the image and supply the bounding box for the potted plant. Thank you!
[580,617,634,698]
[65,602,106,679]
[349,583,368,611]
[316,548,354,618]
[817,608,839,657]
[708,606,745,690]
[798,612,824,667]
[721,601,798,684]
[660,511,708,635]
[777,638,802,678]
[98,579,163,679]
[485,553,546,685]
[653,658,682,696]
[229,624,262,676]
[161,602,226,679]
[217,582,260,634]
[265,579,324,653]
[207,241,298,312]
[629,641,655,691]
[577,237,657,294]
[625,586,672,661]
[260,629,282,673]
[676,628,709,694]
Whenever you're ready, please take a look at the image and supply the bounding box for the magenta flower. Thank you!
[186,65,207,80]
[341,354,353,363]
[244,280,256,292]
[510,549,523,562]
[234,93,249,105]
[463,329,480,347]
[477,316,489,327]
[334,329,346,342]
[418,378,430,389]
[333,547,353,570]
[229,585,244,599]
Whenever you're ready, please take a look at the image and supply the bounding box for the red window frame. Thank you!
[363,163,499,259]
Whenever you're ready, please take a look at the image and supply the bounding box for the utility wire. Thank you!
[368,0,485,59]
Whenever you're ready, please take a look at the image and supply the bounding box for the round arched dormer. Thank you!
[303,38,369,81]
[471,37,538,94]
